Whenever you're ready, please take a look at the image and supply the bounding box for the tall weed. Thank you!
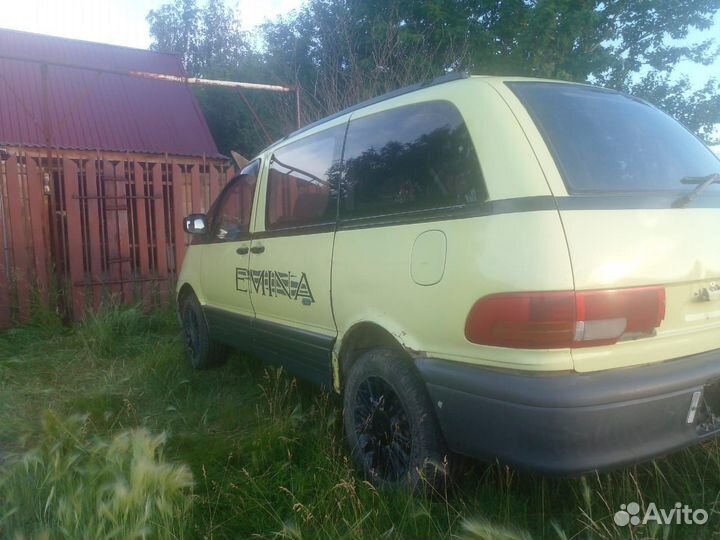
[79,304,168,358]
[0,412,193,540]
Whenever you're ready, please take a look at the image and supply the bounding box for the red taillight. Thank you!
[465,287,665,349]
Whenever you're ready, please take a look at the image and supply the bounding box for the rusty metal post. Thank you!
[0,152,10,303]
[128,71,295,93]
[131,69,299,140]
[40,63,66,315]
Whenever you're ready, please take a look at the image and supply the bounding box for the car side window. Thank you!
[266,124,345,229]
[210,160,259,242]
[340,101,485,219]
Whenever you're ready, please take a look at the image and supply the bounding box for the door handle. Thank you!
[250,245,265,254]
[236,247,249,255]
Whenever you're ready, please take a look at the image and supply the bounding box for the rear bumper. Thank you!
[415,349,720,475]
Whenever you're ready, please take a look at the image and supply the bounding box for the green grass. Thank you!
[1,305,719,539]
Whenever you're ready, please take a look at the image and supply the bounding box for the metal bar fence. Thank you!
[0,149,234,327]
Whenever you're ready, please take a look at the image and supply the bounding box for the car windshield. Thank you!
[509,82,720,193]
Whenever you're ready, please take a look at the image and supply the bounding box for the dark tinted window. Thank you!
[341,101,484,218]
[266,125,345,229]
[510,82,720,193]
[211,160,259,241]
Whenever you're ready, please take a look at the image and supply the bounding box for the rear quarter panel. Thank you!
[332,79,575,373]
[333,212,575,371]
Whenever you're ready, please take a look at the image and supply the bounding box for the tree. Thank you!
[148,0,720,154]
[147,0,295,156]
[629,74,720,142]
[258,0,720,141]
[260,0,473,119]
[147,0,250,75]
[464,0,720,141]
[147,0,200,72]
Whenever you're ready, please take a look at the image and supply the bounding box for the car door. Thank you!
[247,122,346,386]
[200,160,260,347]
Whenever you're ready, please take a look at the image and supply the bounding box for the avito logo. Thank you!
[614,501,708,527]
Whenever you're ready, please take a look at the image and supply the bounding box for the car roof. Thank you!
[260,74,592,155]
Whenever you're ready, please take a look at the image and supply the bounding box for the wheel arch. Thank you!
[334,321,416,393]
[177,282,197,306]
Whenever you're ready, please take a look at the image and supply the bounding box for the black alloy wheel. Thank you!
[354,375,413,482]
[343,347,449,491]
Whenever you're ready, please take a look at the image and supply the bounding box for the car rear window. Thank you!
[509,82,720,193]
[340,101,485,219]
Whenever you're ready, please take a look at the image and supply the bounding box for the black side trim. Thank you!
[337,197,557,230]
[334,193,720,234]
[254,319,335,387]
[197,193,720,244]
[192,231,253,245]
[253,192,720,238]
[253,222,335,239]
[202,306,334,388]
[203,306,254,347]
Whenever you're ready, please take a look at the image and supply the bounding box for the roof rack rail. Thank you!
[282,71,469,142]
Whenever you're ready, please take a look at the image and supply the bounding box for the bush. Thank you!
[0,412,193,540]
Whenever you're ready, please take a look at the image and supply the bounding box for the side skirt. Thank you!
[204,306,254,348]
[202,306,334,388]
[254,318,335,388]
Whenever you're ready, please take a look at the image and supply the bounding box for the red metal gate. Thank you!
[0,148,233,327]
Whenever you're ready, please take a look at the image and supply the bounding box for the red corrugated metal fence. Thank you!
[0,148,234,327]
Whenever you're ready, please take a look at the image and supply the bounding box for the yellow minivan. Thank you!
[177,74,720,487]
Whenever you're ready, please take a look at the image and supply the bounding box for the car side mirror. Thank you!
[183,213,208,235]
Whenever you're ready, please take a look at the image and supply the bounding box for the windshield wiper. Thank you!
[672,173,720,208]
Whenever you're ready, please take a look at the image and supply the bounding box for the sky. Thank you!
[0,0,304,48]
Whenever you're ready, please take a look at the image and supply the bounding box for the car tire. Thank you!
[343,347,450,492]
[180,292,227,369]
